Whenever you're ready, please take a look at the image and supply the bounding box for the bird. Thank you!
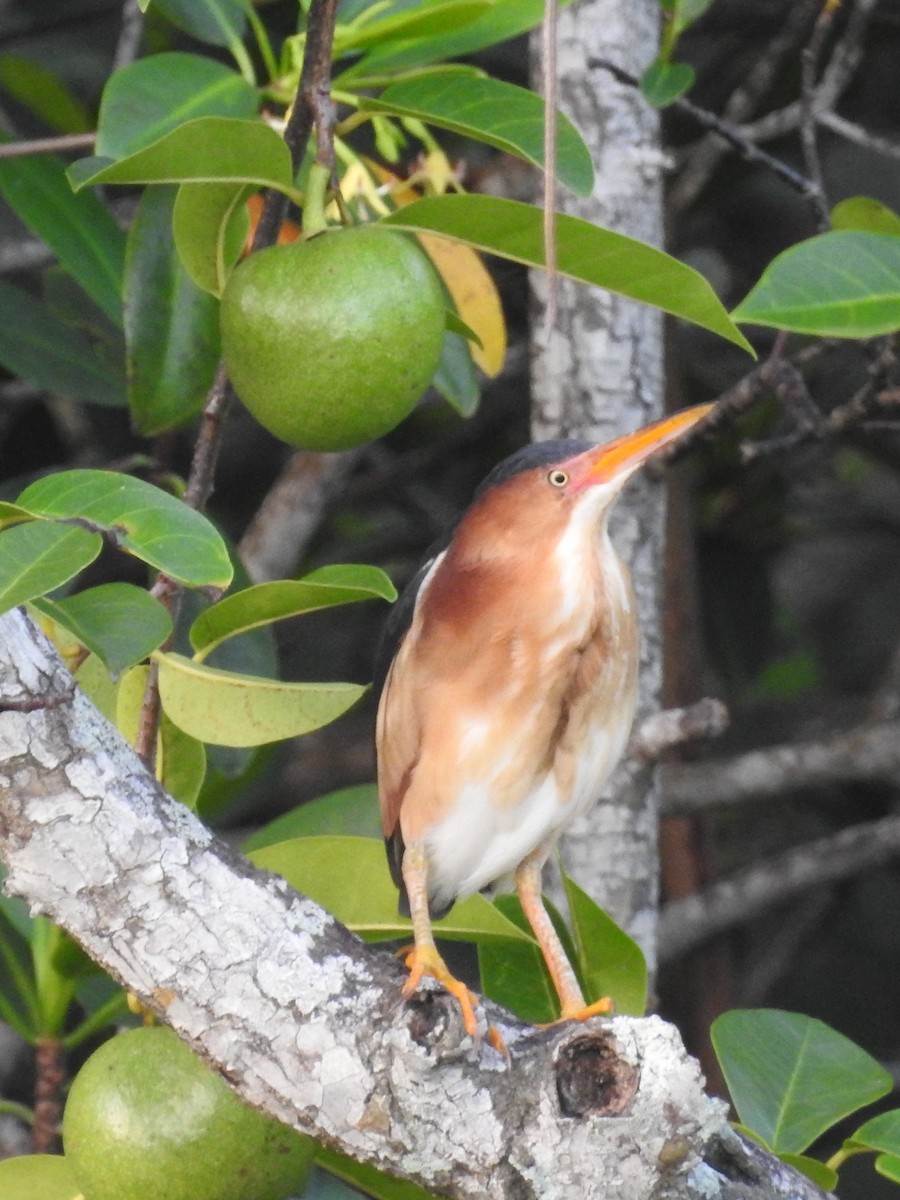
[374,404,713,1036]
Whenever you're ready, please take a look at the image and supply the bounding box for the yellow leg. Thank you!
[401,845,480,1037]
[516,855,613,1022]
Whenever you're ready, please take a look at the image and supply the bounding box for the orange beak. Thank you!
[570,403,715,490]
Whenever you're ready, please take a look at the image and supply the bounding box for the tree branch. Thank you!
[658,812,900,962]
[238,449,363,583]
[0,608,829,1200]
[660,718,900,816]
[589,60,824,212]
[730,0,879,146]
[672,0,820,210]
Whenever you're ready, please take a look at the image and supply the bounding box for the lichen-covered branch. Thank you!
[0,609,830,1200]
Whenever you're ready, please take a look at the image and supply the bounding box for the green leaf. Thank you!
[74,654,121,722]
[0,894,32,948]
[96,53,258,160]
[31,584,172,677]
[0,900,38,1039]
[853,1109,900,1156]
[876,1154,900,1183]
[383,195,753,353]
[159,712,207,809]
[0,502,31,529]
[113,663,150,745]
[249,836,535,944]
[640,59,695,107]
[0,282,125,407]
[125,186,221,434]
[444,309,482,347]
[0,148,126,326]
[362,72,593,197]
[0,1155,80,1200]
[113,666,208,807]
[152,0,247,47]
[0,523,102,615]
[315,1147,439,1200]
[0,55,92,133]
[156,652,366,746]
[731,231,900,337]
[190,563,397,658]
[42,266,127,378]
[777,1155,837,1191]
[336,1,492,54]
[830,196,900,237]
[68,118,296,198]
[17,471,233,590]
[50,927,101,983]
[243,784,381,851]
[477,893,566,1024]
[339,0,564,78]
[562,873,648,1016]
[432,330,480,416]
[173,181,251,296]
[711,1009,892,1154]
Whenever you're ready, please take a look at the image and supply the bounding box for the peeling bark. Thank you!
[0,610,829,1199]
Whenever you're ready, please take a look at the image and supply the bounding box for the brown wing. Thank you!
[375,630,426,907]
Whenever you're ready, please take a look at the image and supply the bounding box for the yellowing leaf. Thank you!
[107,664,206,807]
[417,232,506,376]
[156,651,366,747]
[115,664,149,746]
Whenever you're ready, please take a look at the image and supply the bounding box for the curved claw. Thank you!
[401,944,480,1037]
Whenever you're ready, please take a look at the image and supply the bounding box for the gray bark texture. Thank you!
[529,0,669,967]
[0,610,829,1200]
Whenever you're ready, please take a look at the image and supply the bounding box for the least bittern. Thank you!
[375,405,712,1036]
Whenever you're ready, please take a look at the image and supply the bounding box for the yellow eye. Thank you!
[548,469,568,488]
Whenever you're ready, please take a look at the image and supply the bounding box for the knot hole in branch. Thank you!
[555,1033,639,1119]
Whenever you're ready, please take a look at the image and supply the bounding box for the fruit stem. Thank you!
[303,161,333,238]
[32,1036,65,1153]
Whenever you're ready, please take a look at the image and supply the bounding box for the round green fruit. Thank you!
[220,225,446,451]
[63,1025,314,1200]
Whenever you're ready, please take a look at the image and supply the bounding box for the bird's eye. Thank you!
[547,469,569,488]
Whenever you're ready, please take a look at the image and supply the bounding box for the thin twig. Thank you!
[817,109,900,161]
[798,3,835,232]
[649,352,818,472]
[673,0,820,210]
[589,59,822,211]
[112,0,144,72]
[742,340,899,460]
[735,0,880,146]
[252,0,339,251]
[0,133,96,160]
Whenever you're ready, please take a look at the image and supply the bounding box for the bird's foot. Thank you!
[558,995,614,1022]
[401,944,480,1038]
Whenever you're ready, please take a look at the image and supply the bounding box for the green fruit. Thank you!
[63,1026,314,1200]
[220,225,446,451]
